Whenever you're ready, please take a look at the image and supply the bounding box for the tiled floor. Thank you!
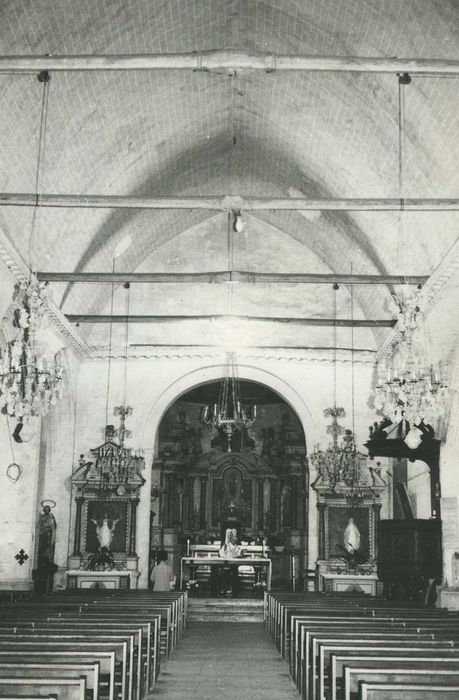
[152,622,299,699]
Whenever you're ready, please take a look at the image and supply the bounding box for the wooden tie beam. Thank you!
[38,271,428,285]
[1,193,458,212]
[66,314,394,327]
[0,51,458,75]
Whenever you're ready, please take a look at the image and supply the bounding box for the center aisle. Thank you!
[153,622,299,699]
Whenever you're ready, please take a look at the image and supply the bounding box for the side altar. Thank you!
[311,408,386,596]
[68,416,145,589]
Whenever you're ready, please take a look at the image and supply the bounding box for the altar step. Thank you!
[187,597,264,622]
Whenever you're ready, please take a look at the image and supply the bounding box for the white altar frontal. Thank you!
[66,569,139,589]
[181,556,272,591]
[322,572,381,596]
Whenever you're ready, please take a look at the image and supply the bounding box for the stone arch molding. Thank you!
[140,361,315,455]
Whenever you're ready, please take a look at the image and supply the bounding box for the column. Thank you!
[193,476,201,528]
[263,478,271,516]
[128,499,139,556]
[72,497,84,556]
[200,477,207,529]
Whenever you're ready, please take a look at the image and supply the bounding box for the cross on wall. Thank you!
[15,549,29,565]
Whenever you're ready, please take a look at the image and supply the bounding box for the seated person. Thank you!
[211,529,244,597]
[219,528,243,559]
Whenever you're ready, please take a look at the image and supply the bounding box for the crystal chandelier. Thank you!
[311,284,384,504]
[311,408,377,504]
[200,352,256,452]
[374,287,449,431]
[0,275,63,419]
[373,75,450,437]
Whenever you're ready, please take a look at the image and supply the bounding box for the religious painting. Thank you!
[211,466,252,528]
[327,505,370,561]
[85,501,128,553]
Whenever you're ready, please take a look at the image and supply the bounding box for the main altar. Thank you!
[180,543,272,594]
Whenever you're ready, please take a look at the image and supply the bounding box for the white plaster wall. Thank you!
[406,460,431,519]
[39,348,81,589]
[0,416,41,589]
[438,347,459,588]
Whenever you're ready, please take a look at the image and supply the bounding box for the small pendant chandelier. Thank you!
[0,73,64,421]
[311,284,384,504]
[200,352,256,452]
[0,275,64,419]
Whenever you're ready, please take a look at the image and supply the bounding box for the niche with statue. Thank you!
[68,418,145,589]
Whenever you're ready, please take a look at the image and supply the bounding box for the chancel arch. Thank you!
[136,362,313,589]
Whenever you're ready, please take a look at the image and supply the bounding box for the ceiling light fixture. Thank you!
[232,210,244,233]
[200,352,256,452]
[0,72,64,420]
[312,284,384,503]
[373,74,449,439]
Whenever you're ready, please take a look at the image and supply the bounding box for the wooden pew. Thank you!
[0,590,185,699]
[2,606,161,686]
[0,632,134,700]
[7,624,141,700]
[359,681,459,699]
[291,615,408,684]
[0,652,115,700]
[291,614,439,694]
[0,677,86,700]
[309,633,452,700]
[0,640,127,700]
[344,667,459,700]
[330,652,459,700]
[0,663,99,700]
[43,615,159,694]
[266,591,459,700]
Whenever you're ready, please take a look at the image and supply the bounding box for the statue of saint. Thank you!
[343,517,361,554]
[38,504,57,568]
[280,484,292,528]
[91,516,119,549]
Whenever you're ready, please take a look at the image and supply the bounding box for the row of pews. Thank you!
[265,591,459,699]
[0,589,187,700]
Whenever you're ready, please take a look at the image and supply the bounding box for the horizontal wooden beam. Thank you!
[66,314,394,327]
[129,343,376,352]
[38,271,428,285]
[2,192,458,211]
[0,51,458,75]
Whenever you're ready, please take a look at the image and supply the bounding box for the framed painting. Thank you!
[326,505,371,560]
[85,500,128,553]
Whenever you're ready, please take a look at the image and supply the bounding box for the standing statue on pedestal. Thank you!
[34,500,57,595]
[38,501,57,567]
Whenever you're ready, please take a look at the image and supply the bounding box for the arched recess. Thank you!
[135,361,315,588]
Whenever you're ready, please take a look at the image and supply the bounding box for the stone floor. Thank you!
[152,622,299,699]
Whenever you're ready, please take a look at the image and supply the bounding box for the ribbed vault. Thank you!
[0,0,458,355]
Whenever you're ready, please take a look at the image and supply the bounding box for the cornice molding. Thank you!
[0,227,90,358]
[88,345,376,364]
[377,237,459,362]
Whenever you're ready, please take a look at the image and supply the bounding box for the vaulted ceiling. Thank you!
[0,0,458,356]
